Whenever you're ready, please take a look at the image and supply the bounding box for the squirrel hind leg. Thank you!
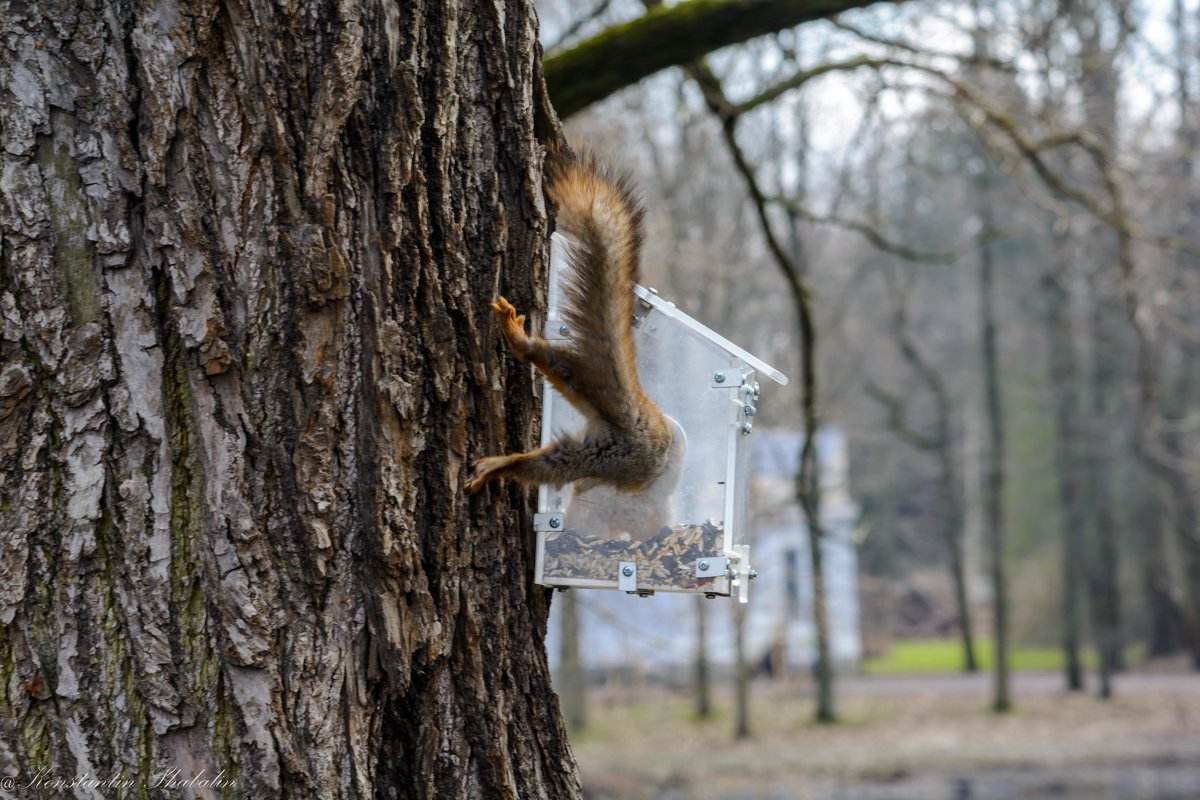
[463,441,579,493]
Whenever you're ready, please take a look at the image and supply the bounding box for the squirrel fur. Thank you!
[464,150,683,533]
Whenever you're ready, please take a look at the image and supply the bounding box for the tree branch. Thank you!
[544,0,903,118]
[769,195,1005,264]
[546,0,616,55]
[864,381,941,450]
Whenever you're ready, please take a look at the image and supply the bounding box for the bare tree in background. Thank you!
[560,590,589,732]
[1042,220,1089,692]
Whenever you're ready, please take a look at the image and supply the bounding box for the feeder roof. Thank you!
[632,284,789,386]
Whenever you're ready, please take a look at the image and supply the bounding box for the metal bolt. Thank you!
[748,569,758,580]
[727,568,737,580]
[753,382,761,399]
[621,565,634,577]
[714,371,726,384]
[741,421,753,435]
[558,325,570,336]
[743,403,757,416]
[548,517,561,529]
[698,560,710,572]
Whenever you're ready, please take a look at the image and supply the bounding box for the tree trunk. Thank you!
[1166,0,1200,669]
[1076,6,1124,696]
[559,590,588,733]
[0,2,576,798]
[1042,228,1087,692]
[939,457,978,674]
[1139,481,1185,658]
[694,595,712,720]
[733,602,750,740]
[1086,289,1123,698]
[976,175,1011,713]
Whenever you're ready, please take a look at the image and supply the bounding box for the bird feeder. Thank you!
[534,234,789,601]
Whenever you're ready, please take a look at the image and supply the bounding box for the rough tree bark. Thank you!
[0,2,577,798]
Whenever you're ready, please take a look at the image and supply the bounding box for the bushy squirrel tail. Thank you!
[546,149,647,405]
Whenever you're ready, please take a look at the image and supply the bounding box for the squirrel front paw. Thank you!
[491,297,529,357]
[464,455,510,493]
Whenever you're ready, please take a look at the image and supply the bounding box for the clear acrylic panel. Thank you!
[533,236,790,595]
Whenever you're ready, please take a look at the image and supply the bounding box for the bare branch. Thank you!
[830,16,1014,69]
[546,0,616,55]
[769,195,1005,264]
[544,0,904,118]
[864,381,941,450]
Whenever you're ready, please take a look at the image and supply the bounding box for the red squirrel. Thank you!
[464,151,684,537]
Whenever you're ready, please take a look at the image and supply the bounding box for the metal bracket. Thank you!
[618,561,637,592]
[534,513,564,532]
[693,556,730,578]
[733,545,752,604]
[711,367,744,388]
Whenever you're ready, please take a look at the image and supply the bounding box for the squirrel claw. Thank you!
[464,455,507,494]
[491,297,526,330]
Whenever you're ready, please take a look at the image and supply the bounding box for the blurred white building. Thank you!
[547,428,862,677]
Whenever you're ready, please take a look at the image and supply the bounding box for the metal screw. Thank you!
[549,517,561,529]
[621,565,634,577]
[753,382,761,399]
[558,325,570,336]
[714,371,726,383]
[698,560,710,572]
[743,403,757,416]
[748,569,758,580]
[742,421,753,435]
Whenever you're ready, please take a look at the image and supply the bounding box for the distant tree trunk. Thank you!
[1042,227,1087,692]
[733,602,751,740]
[560,591,588,733]
[782,170,835,726]
[694,596,713,719]
[1076,5,1125,695]
[977,176,1011,713]
[1140,482,1185,658]
[0,2,576,798]
[693,73,836,723]
[940,450,978,674]
[1085,290,1122,698]
[871,171,977,675]
[1165,0,1200,669]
